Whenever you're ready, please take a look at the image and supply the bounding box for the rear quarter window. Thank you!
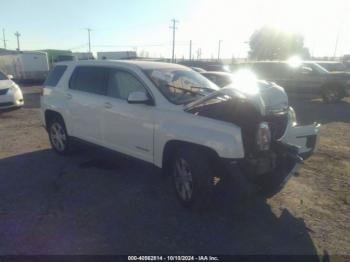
[69,66,109,95]
[44,65,67,87]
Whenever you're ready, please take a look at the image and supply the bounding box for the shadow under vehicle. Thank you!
[0,148,321,258]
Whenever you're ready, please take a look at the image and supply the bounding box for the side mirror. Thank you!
[7,75,13,79]
[127,91,152,105]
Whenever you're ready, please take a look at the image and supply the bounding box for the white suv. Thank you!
[40,60,320,210]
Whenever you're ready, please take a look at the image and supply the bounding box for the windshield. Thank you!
[0,71,7,80]
[304,62,329,74]
[144,68,219,105]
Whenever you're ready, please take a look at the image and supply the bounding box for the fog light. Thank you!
[256,122,271,151]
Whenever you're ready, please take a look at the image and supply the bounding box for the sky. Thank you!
[1,0,349,59]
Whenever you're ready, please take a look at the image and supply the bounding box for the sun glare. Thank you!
[287,56,303,68]
[231,70,259,95]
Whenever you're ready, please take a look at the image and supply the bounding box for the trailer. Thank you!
[0,51,49,82]
[97,51,137,60]
[73,52,94,60]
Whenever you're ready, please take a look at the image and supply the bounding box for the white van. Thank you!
[0,51,49,82]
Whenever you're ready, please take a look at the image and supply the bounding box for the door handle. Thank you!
[104,102,112,109]
[65,93,72,100]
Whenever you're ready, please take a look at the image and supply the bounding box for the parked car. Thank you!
[41,60,320,210]
[315,61,348,72]
[232,61,350,103]
[200,71,234,87]
[0,71,24,112]
[179,60,231,72]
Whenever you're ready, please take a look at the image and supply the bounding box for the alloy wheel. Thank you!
[173,158,193,202]
[50,122,67,152]
[325,88,339,102]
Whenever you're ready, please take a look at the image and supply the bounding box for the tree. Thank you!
[248,26,310,60]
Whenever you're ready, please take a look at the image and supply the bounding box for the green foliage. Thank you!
[249,26,310,60]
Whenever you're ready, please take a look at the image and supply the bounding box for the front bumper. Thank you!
[223,122,320,197]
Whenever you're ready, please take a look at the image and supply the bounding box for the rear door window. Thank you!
[69,66,109,95]
[44,65,67,87]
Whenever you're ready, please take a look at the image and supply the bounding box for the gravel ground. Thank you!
[0,86,349,259]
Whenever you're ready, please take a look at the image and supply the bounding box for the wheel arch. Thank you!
[161,140,221,173]
[44,110,65,129]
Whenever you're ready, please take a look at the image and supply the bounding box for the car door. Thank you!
[66,66,109,144]
[102,68,155,163]
[289,64,324,94]
[252,63,283,83]
[275,63,295,91]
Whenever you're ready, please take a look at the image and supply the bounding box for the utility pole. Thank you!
[189,40,192,61]
[14,31,21,51]
[218,40,223,61]
[333,28,340,58]
[170,19,178,63]
[197,48,202,60]
[2,28,7,49]
[86,28,92,53]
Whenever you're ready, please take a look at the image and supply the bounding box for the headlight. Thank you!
[256,122,271,151]
[289,107,297,126]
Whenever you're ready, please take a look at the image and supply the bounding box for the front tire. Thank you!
[48,117,72,155]
[171,147,218,210]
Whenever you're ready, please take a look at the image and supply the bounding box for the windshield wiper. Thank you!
[165,84,206,96]
[190,86,215,92]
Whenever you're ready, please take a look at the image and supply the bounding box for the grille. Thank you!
[265,113,289,140]
[0,88,9,95]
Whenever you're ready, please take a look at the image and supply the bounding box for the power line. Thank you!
[170,19,179,63]
[93,43,169,48]
[68,43,89,50]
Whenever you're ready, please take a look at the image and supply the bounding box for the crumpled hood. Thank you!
[185,80,289,116]
[0,80,14,90]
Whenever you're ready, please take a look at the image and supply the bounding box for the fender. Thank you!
[153,111,245,168]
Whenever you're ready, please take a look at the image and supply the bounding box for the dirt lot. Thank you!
[0,86,349,258]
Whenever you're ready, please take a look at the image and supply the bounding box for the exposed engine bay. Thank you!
[185,80,319,195]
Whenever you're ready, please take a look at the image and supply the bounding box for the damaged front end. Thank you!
[185,81,320,197]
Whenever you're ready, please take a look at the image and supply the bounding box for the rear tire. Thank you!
[170,147,219,211]
[322,85,343,103]
[48,117,72,155]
